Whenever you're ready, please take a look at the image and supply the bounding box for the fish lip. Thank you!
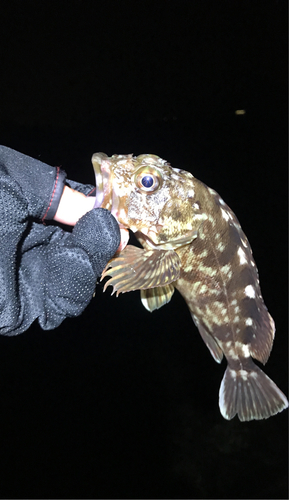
[92,152,113,211]
[92,153,124,226]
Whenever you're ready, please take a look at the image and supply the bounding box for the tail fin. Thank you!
[219,365,288,421]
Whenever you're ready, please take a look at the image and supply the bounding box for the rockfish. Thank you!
[92,152,288,421]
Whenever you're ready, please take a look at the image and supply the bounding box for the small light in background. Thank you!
[235,109,246,115]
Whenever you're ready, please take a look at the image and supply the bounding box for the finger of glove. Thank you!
[66,178,95,196]
[72,208,120,276]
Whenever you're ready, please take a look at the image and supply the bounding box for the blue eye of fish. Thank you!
[135,167,162,193]
[141,175,154,188]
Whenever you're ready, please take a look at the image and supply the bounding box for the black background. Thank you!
[0,1,287,498]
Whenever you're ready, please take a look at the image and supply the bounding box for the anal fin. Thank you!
[191,315,223,363]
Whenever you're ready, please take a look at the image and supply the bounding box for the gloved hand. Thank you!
[0,145,120,335]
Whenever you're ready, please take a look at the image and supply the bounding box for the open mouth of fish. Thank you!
[93,153,114,211]
[92,152,132,250]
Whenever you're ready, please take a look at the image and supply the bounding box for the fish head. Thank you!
[92,152,207,249]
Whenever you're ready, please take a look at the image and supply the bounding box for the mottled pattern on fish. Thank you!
[92,153,288,421]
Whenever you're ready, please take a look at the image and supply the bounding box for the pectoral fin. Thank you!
[101,245,181,296]
[141,285,175,312]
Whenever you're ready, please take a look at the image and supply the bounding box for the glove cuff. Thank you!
[42,168,67,221]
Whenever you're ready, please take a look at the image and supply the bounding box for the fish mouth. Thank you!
[92,153,112,210]
[92,152,128,231]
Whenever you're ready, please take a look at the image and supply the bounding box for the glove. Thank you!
[0,145,120,335]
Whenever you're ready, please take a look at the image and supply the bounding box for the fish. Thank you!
[92,152,288,421]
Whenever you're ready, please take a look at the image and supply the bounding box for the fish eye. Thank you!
[135,167,162,193]
[141,174,154,188]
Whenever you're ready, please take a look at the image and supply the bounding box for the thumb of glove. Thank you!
[72,208,120,276]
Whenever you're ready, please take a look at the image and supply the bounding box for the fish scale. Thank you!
[92,152,288,422]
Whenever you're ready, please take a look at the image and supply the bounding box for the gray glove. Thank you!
[0,145,120,335]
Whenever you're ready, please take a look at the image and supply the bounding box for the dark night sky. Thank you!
[0,1,288,499]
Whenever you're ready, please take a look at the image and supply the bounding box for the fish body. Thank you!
[92,152,288,421]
